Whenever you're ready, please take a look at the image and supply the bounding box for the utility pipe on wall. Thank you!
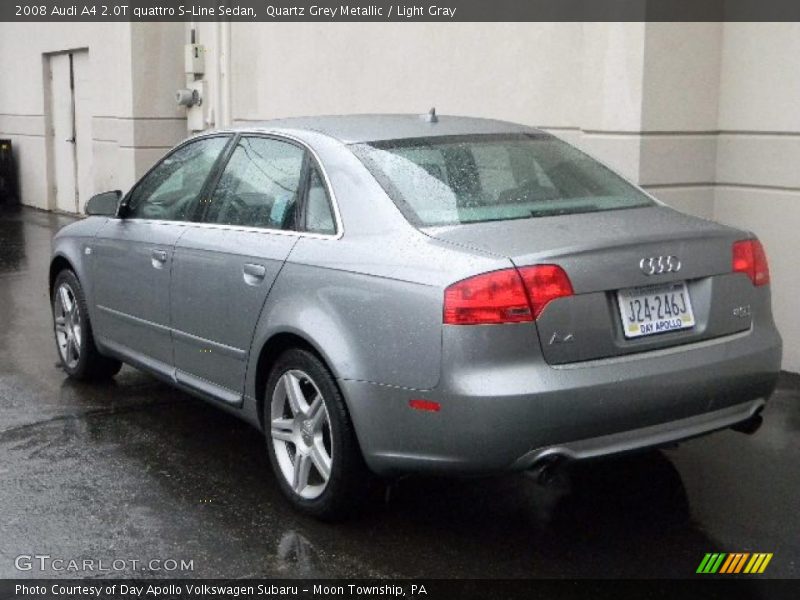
[220,21,232,128]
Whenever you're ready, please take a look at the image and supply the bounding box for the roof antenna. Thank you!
[423,107,438,123]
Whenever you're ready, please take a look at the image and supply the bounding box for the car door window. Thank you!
[304,166,336,235]
[125,136,229,221]
[205,136,305,230]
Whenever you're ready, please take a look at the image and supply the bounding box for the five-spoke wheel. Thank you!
[264,348,373,520]
[51,269,121,381]
[270,369,333,499]
[54,282,82,369]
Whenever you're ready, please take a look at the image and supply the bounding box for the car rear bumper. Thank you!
[341,322,781,476]
[509,397,765,469]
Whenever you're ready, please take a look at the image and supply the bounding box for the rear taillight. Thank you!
[732,239,770,287]
[443,265,573,325]
[443,268,532,325]
[517,265,574,318]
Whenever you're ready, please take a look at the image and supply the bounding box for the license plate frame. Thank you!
[616,282,696,339]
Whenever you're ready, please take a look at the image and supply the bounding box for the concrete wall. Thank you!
[231,23,584,125]
[0,23,125,210]
[0,23,186,212]
[1,21,798,370]
[225,21,800,370]
[713,23,800,371]
[636,22,722,219]
[230,23,648,180]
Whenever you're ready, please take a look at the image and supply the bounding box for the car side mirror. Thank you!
[85,190,123,217]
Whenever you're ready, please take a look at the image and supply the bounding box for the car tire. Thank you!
[264,348,373,520]
[52,269,122,381]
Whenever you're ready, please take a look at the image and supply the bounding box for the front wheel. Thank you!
[264,348,373,520]
[52,270,122,381]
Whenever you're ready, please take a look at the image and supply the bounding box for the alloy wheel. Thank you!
[270,369,333,499]
[54,283,82,369]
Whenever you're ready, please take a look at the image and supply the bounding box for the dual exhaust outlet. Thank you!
[525,409,764,485]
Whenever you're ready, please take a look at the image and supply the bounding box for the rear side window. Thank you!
[205,136,305,230]
[303,167,336,235]
[351,133,654,227]
[126,136,229,221]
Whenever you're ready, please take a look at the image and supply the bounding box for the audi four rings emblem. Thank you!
[640,255,681,275]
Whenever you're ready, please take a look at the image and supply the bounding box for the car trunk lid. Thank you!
[426,206,755,364]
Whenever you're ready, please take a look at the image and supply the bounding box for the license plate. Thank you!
[617,282,695,338]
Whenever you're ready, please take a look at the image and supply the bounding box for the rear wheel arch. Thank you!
[254,332,346,431]
[263,344,378,519]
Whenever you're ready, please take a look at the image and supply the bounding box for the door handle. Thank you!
[65,137,75,143]
[243,263,267,285]
[150,249,168,269]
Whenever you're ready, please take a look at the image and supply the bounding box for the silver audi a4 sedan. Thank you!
[50,114,782,519]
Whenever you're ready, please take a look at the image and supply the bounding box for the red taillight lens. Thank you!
[443,268,532,325]
[443,264,573,325]
[517,265,574,318]
[733,239,770,286]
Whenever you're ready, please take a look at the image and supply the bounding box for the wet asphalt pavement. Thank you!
[0,206,798,579]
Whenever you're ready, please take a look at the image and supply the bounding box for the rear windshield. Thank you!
[351,133,654,226]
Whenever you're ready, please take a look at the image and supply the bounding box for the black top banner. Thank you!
[3,0,800,22]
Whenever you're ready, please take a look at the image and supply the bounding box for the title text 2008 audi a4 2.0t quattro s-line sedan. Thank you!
[49,114,782,519]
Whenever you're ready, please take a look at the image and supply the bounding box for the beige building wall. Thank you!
[1,22,798,370]
[636,22,722,219]
[227,21,800,372]
[229,23,649,179]
[713,23,800,371]
[232,23,584,125]
[633,23,800,371]
[0,22,186,212]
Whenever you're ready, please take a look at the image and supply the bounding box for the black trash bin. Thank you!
[0,139,19,205]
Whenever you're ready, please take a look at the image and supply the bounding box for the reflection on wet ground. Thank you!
[0,206,798,578]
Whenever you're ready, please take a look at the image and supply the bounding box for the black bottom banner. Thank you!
[1,579,798,600]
